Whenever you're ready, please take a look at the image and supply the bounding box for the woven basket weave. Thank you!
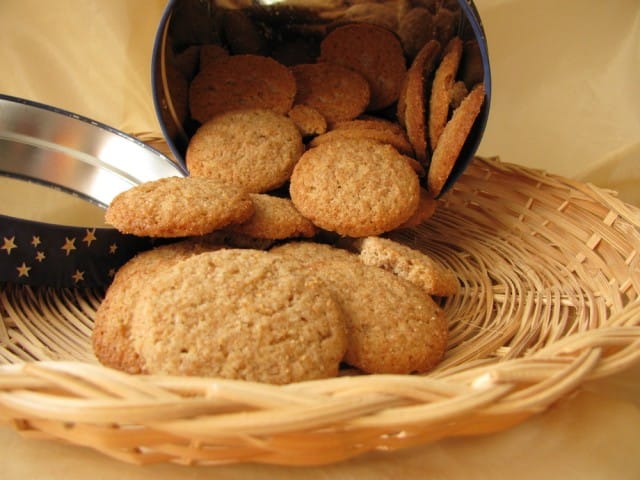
[1,156,639,466]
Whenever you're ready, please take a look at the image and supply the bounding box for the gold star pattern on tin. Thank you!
[108,243,118,254]
[31,236,41,247]
[2,236,17,255]
[72,270,85,283]
[35,251,46,262]
[61,237,77,256]
[16,262,31,278]
[83,228,97,246]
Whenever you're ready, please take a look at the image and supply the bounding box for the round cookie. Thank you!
[397,188,438,229]
[188,54,296,124]
[92,239,223,374]
[291,257,448,374]
[291,62,370,125]
[397,39,441,164]
[353,236,459,296]
[308,122,415,157]
[287,104,327,137]
[290,138,420,237]
[129,249,348,384]
[226,193,317,240]
[105,176,254,237]
[428,82,485,196]
[319,23,407,111]
[270,240,359,264]
[186,108,304,193]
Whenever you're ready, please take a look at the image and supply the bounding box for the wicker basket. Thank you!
[1,156,639,466]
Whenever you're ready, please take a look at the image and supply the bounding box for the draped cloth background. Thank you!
[1,1,639,478]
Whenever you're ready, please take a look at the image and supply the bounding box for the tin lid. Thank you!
[0,94,187,288]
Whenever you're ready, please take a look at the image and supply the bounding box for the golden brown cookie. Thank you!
[186,108,304,193]
[105,176,254,238]
[319,23,407,111]
[428,82,485,196]
[353,236,458,296]
[428,37,463,149]
[397,39,441,164]
[226,193,317,240]
[92,239,222,374]
[291,62,370,125]
[287,104,327,137]
[282,256,448,374]
[130,249,348,384]
[397,187,438,228]
[270,240,359,264]
[188,54,296,124]
[289,138,421,237]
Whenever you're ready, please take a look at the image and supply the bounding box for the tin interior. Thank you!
[152,0,491,195]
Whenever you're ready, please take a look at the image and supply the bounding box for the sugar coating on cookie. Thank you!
[188,54,296,124]
[291,62,370,125]
[319,23,407,111]
[354,236,459,296]
[428,82,485,196]
[105,176,254,238]
[130,249,348,384]
[186,108,304,193]
[92,239,223,373]
[290,138,420,237]
[226,193,317,240]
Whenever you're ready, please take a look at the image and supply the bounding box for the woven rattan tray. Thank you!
[1,156,639,466]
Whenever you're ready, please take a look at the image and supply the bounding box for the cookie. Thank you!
[226,193,317,240]
[319,23,407,111]
[92,239,222,374]
[397,39,441,164]
[398,7,435,59]
[428,37,463,149]
[291,62,370,125]
[277,255,448,374]
[188,54,296,124]
[186,108,304,193]
[129,249,348,384]
[270,240,359,264]
[428,82,485,196]
[287,104,327,137]
[199,43,229,70]
[289,138,421,237]
[397,187,438,229]
[353,236,459,296]
[105,176,254,237]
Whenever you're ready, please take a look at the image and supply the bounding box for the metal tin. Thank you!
[151,0,491,195]
[0,94,187,288]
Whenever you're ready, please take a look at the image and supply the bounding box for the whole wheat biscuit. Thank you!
[105,176,254,238]
[188,54,296,124]
[354,236,459,296]
[278,256,448,374]
[186,108,304,193]
[287,104,327,137]
[428,82,485,196]
[226,193,317,240]
[92,239,222,374]
[291,62,370,125]
[428,37,463,149]
[397,40,441,165]
[130,249,348,384]
[319,23,407,111]
[289,138,420,237]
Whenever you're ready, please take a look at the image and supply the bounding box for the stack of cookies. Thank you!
[93,2,480,384]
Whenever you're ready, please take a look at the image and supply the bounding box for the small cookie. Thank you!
[291,62,370,125]
[353,236,459,296]
[199,44,229,70]
[397,39,441,164]
[284,256,448,374]
[397,187,438,229]
[319,23,407,111]
[290,138,420,237]
[270,240,359,264]
[188,54,296,124]
[92,239,222,373]
[398,7,435,59]
[428,82,485,196]
[130,249,348,384]
[287,104,327,137]
[186,108,304,193]
[428,37,463,149]
[105,176,254,237]
[226,193,317,240]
